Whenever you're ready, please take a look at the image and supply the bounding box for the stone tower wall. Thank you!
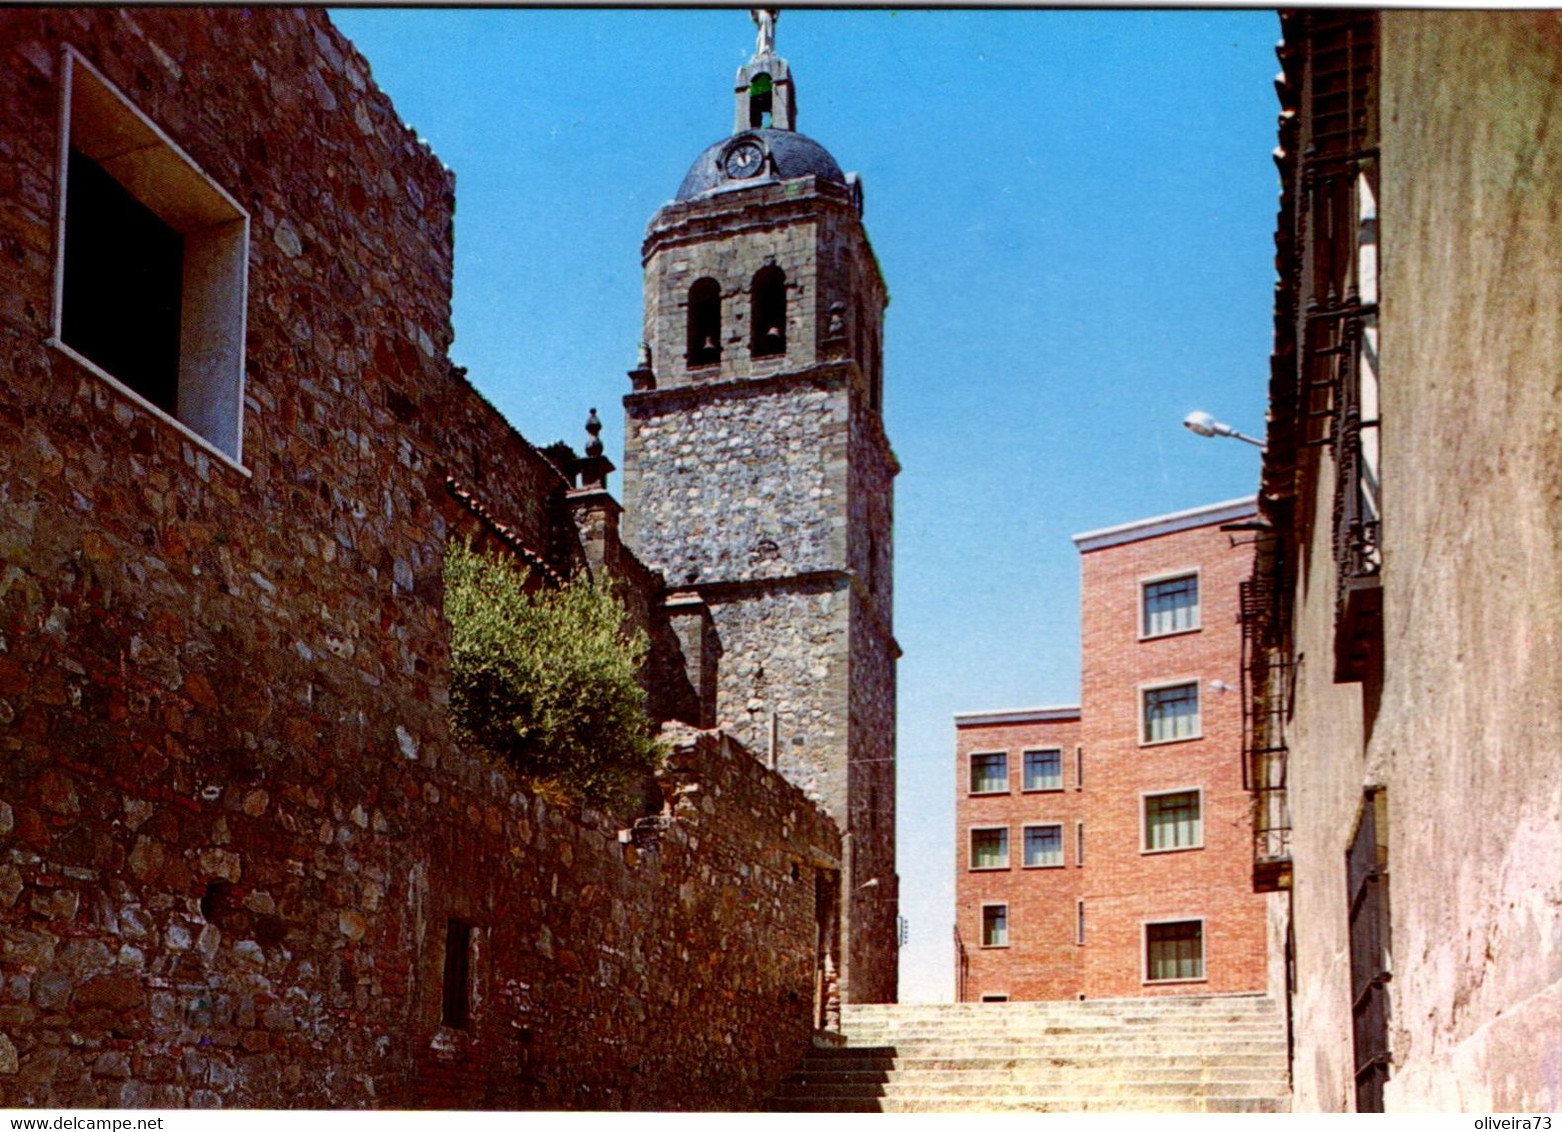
[621,370,849,586]
[624,161,898,1001]
[0,8,842,1107]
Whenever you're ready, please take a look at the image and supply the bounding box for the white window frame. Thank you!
[967,750,1009,795]
[50,47,251,474]
[979,902,1009,949]
[1140,678,1202,746]
[1141,786,1204,854]
[1139,568,1201,640]
[1021,747,1064,793]
[968,825,1010,871]
[1143,916,1207,985]
[1022,822,1065,869]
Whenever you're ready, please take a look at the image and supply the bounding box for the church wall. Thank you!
[703,582,852,820]
[845,589,899,1003]
[0,8,839,1108]
[641,188,830,387]
[622,370,850,586]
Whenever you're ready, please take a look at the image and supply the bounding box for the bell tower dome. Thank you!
[620,9,899,1004]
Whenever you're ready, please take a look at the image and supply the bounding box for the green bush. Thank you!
[443,539,664,805]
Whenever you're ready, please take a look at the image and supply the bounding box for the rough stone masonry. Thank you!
[0,8,841,1109]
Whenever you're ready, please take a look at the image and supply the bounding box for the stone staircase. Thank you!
[765,993,1290,1113]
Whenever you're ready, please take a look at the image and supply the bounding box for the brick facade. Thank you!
[954,500,1268,1001]
[0,9,844,1109]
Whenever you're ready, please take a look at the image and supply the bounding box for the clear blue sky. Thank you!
[329,8,1280,1002]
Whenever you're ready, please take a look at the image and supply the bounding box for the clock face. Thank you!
[724,141,764,180]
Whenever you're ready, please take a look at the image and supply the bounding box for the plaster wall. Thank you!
[1371,12,1562,1112]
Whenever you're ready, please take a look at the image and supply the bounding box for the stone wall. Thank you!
[0,8,840,1108]
[622,369,850,588]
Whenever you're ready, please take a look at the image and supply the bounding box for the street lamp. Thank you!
[1184,410,1266,449]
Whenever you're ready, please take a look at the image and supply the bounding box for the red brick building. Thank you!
[955,498,1268,1001]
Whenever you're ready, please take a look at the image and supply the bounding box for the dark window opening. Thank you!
[442,919,473,1029]
[62,149,184,415]
[1348,790,1391,1112]
[749,74,773,129]
[686,277,721,367]
[1146,920,1204,981]
[750,265,786,358]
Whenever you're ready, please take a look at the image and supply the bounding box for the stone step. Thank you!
[839,1025,1286,1041]
[799,1061,1287,1080]
[787,1064,1291,1086]
[777,1078,1289,1099]
[768,996,1289,1113]
[842,997,1278,1016]
[764,1095,1291,1113]
[809,1042,1289,1060]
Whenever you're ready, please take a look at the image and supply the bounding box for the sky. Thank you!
[328,7,1281,1002]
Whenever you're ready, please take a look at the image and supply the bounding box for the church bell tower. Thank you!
[620,10,899,1004]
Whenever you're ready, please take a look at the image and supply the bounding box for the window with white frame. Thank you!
[981,904,1008,948]
[53,49,250,465]
[969,751,1008,794]
[1146,920,1204,982]
[1142,681,1200,744]
[1023,748,1063,792]
[1142,573,1199,637]
[1144,789,1202,852]
[1023,823,1064,868]
[969,827,1009,870]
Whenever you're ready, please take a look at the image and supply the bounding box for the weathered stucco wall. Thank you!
[1278,11,1562,1113]
[1371,12,1562,1113]
[0,8,840,1108]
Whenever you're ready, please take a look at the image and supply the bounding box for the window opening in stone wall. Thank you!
[1076,899,1085,945]
[686,277,721,367]
[969,827,1008,870]
[1023,748,1063,792]
[969,751,1007,794]
[1146,920,1204,982]
[63,151,183,414]
[980,993,1009,1003]
[1023,823,1064,868]
[1076,821,1084,866]
[1144,789,1202,852]
[1143,573,1200,637]
[1143,682,1200,744]
[441,919,473,1029]
[750,265,786,358]
[980,903,1008,947]
[748,73,773,128]
[1076,745,1084,790]
[53,49,249,465]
